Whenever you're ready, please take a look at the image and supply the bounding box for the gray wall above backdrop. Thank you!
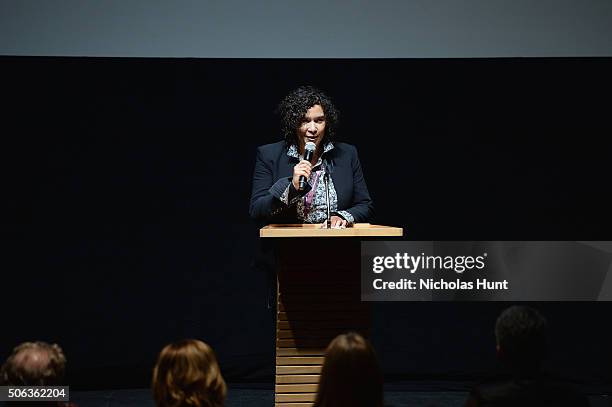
[1,0,612,58]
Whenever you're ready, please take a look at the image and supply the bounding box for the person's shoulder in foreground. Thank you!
[467,373,589,407]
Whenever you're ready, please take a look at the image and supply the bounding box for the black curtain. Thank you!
[2,57,611,389]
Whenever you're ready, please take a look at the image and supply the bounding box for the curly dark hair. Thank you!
[277,86,340,147]
[495,305,548,368]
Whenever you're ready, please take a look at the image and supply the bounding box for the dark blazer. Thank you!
[466,373,589,407]
[249,141,374,224]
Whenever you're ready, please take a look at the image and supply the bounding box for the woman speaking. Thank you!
[249,86,374,227]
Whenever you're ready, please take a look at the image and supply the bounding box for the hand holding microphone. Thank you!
[292,142,316,190]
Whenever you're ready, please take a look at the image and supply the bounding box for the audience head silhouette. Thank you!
[465,305,588,407]
[152,339,226,407]
[314,332,383,407]
[1,341,67,386]
[495,305,548,372]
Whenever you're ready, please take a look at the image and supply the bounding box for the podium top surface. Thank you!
[260,223,403,238]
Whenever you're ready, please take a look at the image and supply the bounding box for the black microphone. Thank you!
[298,142,316,191]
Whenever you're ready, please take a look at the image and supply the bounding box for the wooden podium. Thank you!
[260,224,402,407]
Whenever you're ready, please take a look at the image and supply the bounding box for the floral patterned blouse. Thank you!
[279,143,355,224]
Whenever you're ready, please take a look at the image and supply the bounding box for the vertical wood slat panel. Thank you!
[275,238,367,406]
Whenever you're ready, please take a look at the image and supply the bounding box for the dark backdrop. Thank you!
[1,57,611,390]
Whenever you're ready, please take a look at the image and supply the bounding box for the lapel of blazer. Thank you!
[278,143,297,178]
[326,150,340,202]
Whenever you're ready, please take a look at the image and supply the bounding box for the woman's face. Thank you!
[296,104,326,152]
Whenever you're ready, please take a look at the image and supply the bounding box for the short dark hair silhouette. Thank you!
[495,305,548,370]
